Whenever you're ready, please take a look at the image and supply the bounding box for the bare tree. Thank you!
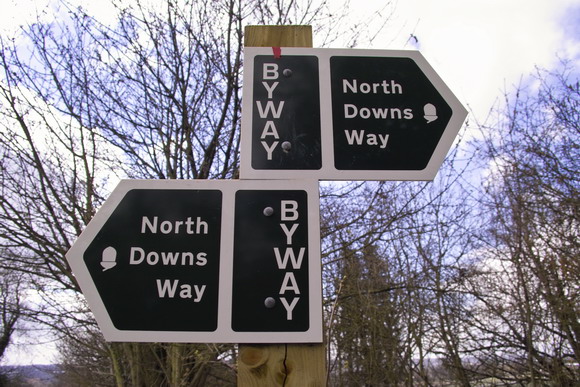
[321,131,480,386]
[0,267,24,362]
[467,65,579,385]
[0,0,394,384]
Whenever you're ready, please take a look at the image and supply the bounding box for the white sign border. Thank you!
[240,47,468,181]
[66,179,323,343]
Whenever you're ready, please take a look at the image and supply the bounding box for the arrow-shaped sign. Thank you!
[240,47,468,180]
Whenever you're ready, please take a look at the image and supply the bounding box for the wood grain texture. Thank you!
[238,344,325,386]
[244,25,313,47]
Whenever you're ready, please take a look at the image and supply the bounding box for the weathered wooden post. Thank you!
[237,25,326,387]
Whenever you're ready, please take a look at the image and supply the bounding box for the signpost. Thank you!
[240,47,468,181]
[65,25,467,387]
[66,179,322,343]
[237,25,327,387]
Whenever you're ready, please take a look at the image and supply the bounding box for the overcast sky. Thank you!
[2,0,579,123]
[366,0,580,124]
[1,0,579,366]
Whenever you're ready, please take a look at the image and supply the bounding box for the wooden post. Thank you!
[237,25,326,387]
[243,25,313,48]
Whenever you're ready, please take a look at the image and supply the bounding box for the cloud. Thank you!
[385,0,580,124]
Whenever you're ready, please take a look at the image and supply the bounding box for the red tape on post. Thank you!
[272,47,281,58]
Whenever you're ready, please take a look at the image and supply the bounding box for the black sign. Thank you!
[330,56,452,170]
[251,55,321,170]
[83,189,222,331]
[232,190,309,332]
[67,180,322,342]
[241,48,467,180]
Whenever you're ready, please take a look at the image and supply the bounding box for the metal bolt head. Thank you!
[263,207,274,217]
[283,68,292,77]
[281,141,292,152]
[264,297,276,308]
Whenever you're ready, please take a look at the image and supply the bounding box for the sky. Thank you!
[1,0,579,366]
[1,0,579,122]
[364,0,580,124]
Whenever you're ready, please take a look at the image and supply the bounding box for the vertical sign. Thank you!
[251,55,322,170]
[232,190,310,332]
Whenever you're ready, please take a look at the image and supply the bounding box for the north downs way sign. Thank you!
[66,179,322,343]
[240,47,468,181]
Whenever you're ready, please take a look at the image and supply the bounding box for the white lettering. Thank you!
[344,130,390,149]
[196,252,207,266]
[185,217,195,233]
[261,141,279,160]
[155,280,206,301]
[146,251,159,265]
[195,218,208,234]
[160,220,172,234]
[342,79,403,94]
[344,104,358,119]
[343,104,414,120]
[391,80,403,94]
[130,248,207,266]
[262,81,279,99]
[359,107,371,119]
[281,200,299,221]
[179,284,192,298]
[162,251,180,265]
[344,129,365,145]
[141,216,208,234]
[194,285,206,302]
[390,108,402,120]
[343,79,357,93]
[274,247,305,269]
[279,272,300,295]
[256,100,285,118]
[130,247,145,264]
[379,134,389,149]
[372,107,389,119]
[263,63,279,80]
[280,223,299,245]
[280,297,300,320]
[260,121,280,139]
[156,279,178,298]
[141,217,157,233]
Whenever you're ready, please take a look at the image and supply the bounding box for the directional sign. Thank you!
[240,47,468,180]
[66,179,322,343]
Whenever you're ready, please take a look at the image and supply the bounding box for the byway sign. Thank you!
[66,179,322,343]
[240,47,468,180]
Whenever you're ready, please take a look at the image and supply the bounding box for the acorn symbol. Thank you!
[423,103,438,123]
[101,246,117,271]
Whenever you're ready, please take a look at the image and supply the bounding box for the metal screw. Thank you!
[281,141,292,152]
[264,297,276,308]
[263,207,274,217]
[283,68,292,77]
